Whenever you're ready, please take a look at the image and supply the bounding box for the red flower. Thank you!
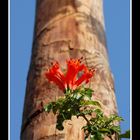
[45,58,95,91]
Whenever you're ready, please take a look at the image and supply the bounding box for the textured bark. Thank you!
[21,0,118,140]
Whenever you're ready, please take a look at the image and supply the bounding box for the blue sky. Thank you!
[10,0,130,140]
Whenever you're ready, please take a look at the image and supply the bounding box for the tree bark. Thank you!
[21,0,118,139]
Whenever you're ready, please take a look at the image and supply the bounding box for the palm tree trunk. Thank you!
[21,0,118,139]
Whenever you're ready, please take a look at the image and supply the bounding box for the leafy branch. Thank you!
[44,87,129,139]
[43,59,130,140]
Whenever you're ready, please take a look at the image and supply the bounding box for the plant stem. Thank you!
[80,114,91,125]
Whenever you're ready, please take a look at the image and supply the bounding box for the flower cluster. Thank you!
[45,58,95,91]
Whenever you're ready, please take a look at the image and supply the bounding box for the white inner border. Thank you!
[9,0,10,139]
[130,0,132,139]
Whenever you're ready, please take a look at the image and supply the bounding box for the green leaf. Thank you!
[99,128,111,134]
[90,135,94,140]
[110,114,124,121]
[119,130,130,138]
[57,97,65,103]
[94,132,103,140]
[94,109,104,117]
[115,116,124,121]
[52,102,60,114]
[110,126,121,134]
[56,123,64,130]
[78,110,94,116]
[82,100,101,107]
[56,114,65,130]
[73,93,84,100]
[94,109,103,114]
[84,88,94,99]
[91,126,98,132]
[44,103,53,112]
[52,106,58,114]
